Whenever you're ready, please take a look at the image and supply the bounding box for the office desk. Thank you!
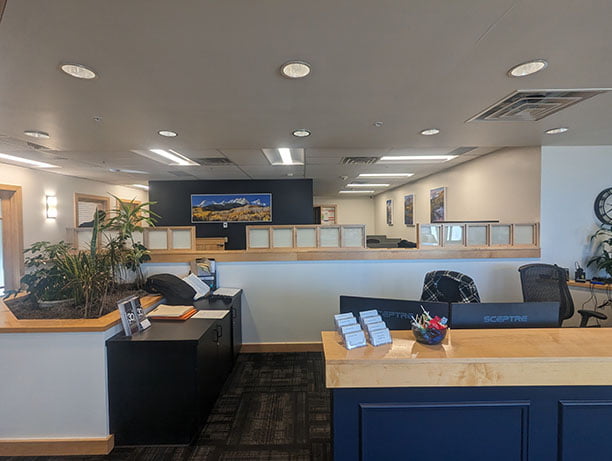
[323,329,612,461]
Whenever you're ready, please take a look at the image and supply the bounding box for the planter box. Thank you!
[0,295,161,456]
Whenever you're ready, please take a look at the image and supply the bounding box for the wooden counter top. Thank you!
[0,294,162,333]
[150,247,540,263]
[322,328,612,388]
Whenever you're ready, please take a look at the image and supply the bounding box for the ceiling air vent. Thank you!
[195,157,234,166]
[468,89,611,122]
[341,156,379,165]
[447,147,477,156]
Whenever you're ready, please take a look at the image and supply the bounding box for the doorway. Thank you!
[0,185,24,294]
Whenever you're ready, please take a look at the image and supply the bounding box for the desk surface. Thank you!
[322,328,612,388]
[568,280,612,290]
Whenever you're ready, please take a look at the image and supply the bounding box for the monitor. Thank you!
[450,302,560,329]
[339,295,449,330]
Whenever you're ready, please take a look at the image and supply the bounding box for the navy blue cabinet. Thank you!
[107,314,232,446]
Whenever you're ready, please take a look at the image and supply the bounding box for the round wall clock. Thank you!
[594,187,612,224]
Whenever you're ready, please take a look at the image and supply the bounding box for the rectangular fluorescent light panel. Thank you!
[0,153,57,168]
[358,173,414,178]
[340,190,375,194]
[149,149,199,166]
[262,148,304,165]
[130,184,149,190]
[347,183,390,187]
[379,155,457,162]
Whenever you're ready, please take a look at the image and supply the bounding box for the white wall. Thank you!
[0,324,122,438]
[541,146,612,276]
[373,147,541,241]
[0,163,147,247]
[314,196,375,235]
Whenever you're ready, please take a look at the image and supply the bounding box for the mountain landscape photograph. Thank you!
[191,193,272,222]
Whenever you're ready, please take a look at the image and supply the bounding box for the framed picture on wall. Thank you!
[386,199,393,226]
[404,194,414,226]
[191,193,272,223]
[430,187,446,223]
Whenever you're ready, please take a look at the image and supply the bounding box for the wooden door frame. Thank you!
[0,184,24,291]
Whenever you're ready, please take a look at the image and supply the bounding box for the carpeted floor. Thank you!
[2,352,331,461]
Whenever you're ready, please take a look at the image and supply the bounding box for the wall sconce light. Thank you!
[46,195,58,219]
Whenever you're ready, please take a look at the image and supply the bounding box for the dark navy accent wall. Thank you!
[149,179,314,250]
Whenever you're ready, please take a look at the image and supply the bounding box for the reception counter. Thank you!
[322,329,612,461]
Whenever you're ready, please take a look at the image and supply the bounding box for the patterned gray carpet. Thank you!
[2,353,331,461]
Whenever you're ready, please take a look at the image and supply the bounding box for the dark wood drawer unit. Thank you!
[107,314,232,446]
[198,290,242,361]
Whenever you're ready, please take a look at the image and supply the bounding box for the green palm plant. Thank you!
[588,224,612,277]
[103,195,159,286]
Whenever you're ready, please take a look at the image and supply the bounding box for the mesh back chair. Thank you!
[518,263,607,327]
[420,270,481,303]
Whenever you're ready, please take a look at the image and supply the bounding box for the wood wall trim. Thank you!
[0,184,24,290]
[149,247,540,263]
[0,294,162,333]
[241,342,323,353]
[0,435,113,456]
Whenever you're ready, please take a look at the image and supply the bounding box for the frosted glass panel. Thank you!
[249,228,270,248]
[342,227,364,247]
[320,227,340,247]
[296,228,317,247]
[272,228,293,248]
[420,225,440,246]
[443,225,464,246]
[148,230,168,249]
[172,229,192,249]
[132,231,144,245]
[467,225,487,246]
[514,225,535,245]
[77,230,93,250]
[491,225,511,245]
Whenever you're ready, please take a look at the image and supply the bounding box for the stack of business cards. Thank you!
[333,313,366,350]
[358,309,393,347]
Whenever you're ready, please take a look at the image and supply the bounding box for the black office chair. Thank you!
[518,263,607,327]
[420,270,481,303]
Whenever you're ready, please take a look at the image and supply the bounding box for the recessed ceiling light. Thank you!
[373,121,384,127]
[148,148,199,166]
[340,190,375,194]
[280,61,311,79]
[24,130,50,139]
[261,148,304,165]
[130,184,149,190]
[347,183,390,187]
[0,152,57,168]
[158,130,178,137]
[507,59,548,78]
[109,168,149,174]
[545,127,569,135]
[60,63,97,79]
[358,173,414,178]
[380,155,457,162]
[292,129,311,137]
[420,128,440,136]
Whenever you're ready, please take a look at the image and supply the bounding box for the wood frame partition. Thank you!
[74,193,110,227]
[0,184,24,291]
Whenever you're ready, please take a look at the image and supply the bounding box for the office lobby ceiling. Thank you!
[0,0,611,196]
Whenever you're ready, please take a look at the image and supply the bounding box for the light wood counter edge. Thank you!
[0,294,162,333]
[150,247,540,263]
[322,330,612,388]
[0,435,113,456]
